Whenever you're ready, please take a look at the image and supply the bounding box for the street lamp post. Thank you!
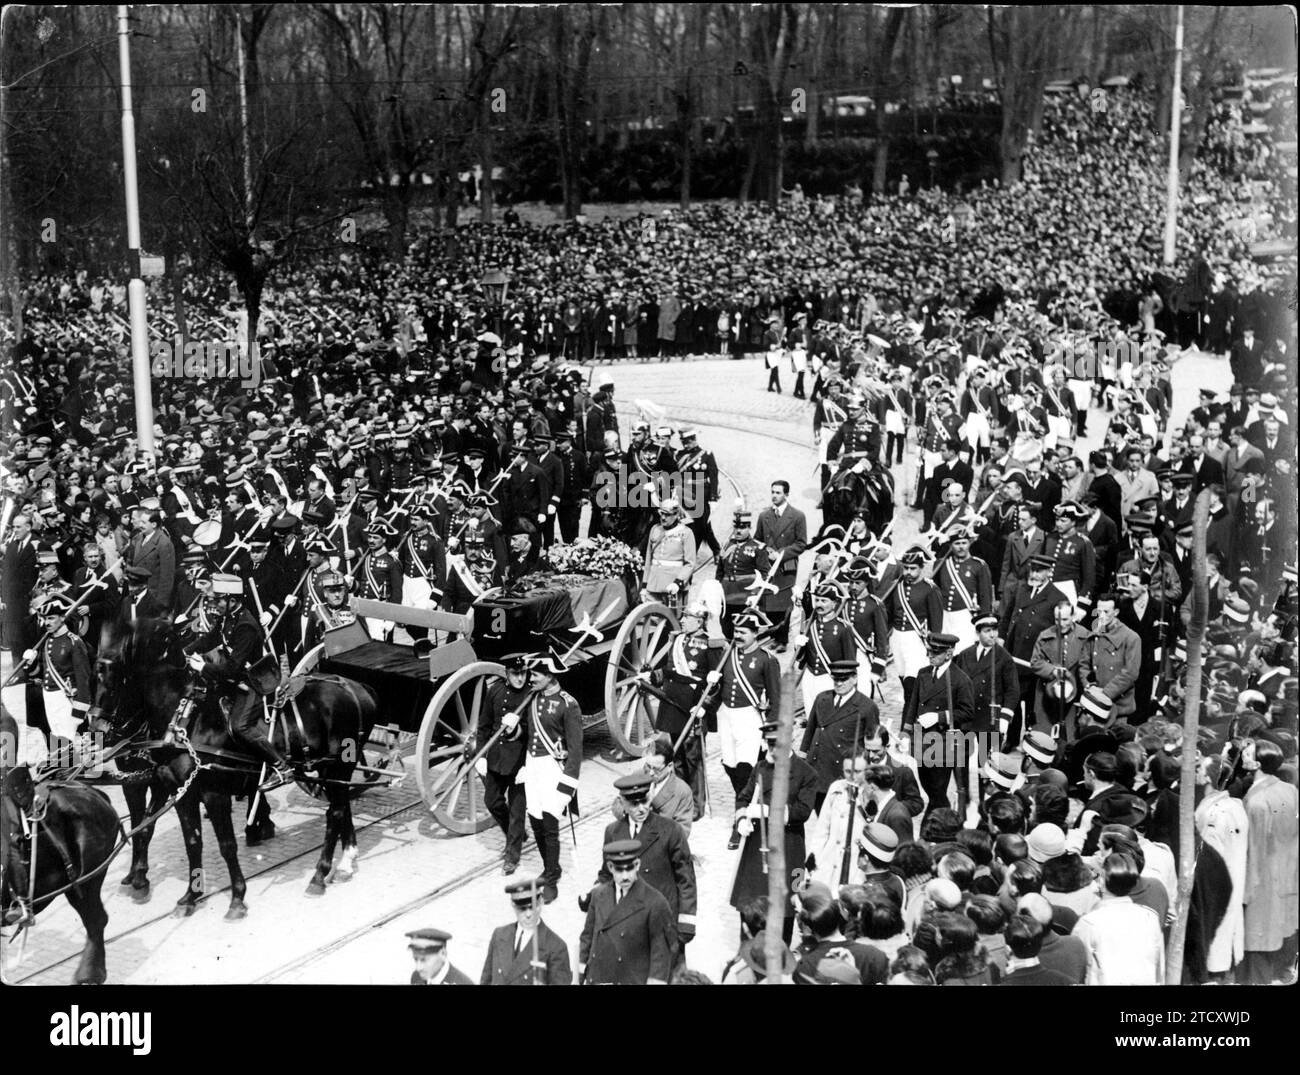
[926,148,939,190]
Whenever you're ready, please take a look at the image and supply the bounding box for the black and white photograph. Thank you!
[0,0,1296,1031]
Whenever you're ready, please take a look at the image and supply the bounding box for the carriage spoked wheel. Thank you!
[286,644,406,801]
[604,602,681,756]
[416,661,502,834]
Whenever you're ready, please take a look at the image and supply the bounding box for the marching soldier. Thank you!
[953,611,1019,751]
[355,521,402,641]
[519,654,582,904]
[593,772,697,966]
[638,600,720,816]
[578,839,676,985]
[794,582,857,718]
[183,573,295,792]
[675,429,721,559]
[399,505,448,638]
[641,498,696,607]
[899,632,975,820]
[1043,500,1097,611]
[885,546,944,717]
[841,557,890,694]
[933,529,994,651]
[469,654,533,875]
[798,659,880,812]
[21,594,93,753]
[481,879,573,986]
[715,610,781,845]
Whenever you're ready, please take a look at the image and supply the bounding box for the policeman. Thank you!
[184,573,294,792]
[899,632,975,819]
[406,928,474,986]
[798,659,880,813]
[794,582,857,718]
[577,839,676,986]
[22,594,93,754]
[715,609,781,846]
[469,653,533,875]
[593,771,697,965]
[675,429,721,558]
[518,654,582,904]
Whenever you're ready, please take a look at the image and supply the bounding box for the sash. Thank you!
[404,535,432,579]
[42,637,77,698]
[1045,384,1068,417]
[670,635,702,681]
[898,583,929,637]
[171,484,201,526]
[729,647,766,711]
[447,553,483,600]
[363,557,387,598]
[967,387,989,419]
[945,559,977,612]
[530,696,568,762]
[840,604,871,655]
[264,466,291,504]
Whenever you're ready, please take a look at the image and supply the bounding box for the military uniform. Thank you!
[399,528,447,611]
[900,658,975,817]
[729,754,819,925]
[649,630,721,812]
[795,613,856,717]
[476,677,532,868]
[953,639,1019,764]
[35,629,93,743]
[303,599,364,652]
[357,546,402,639]
[826,417,880,467]
[520,686,583,888]
[1043,531,1096,609]
[885,578,943,681]
[718,536,772,614]
[935,554,993,650]
[799,688,880,797]
[675,443,721,556]
[716,644,780,779]
[598,812,697,951]
[643,520,696,602]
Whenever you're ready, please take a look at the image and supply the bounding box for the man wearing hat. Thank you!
[642,497,696,607]
[501,442,549,537]
[302,571,364,650]
[729,719,819,943]
[855,821,905,904]
[467,654,533,875]
[592,770,697,964]
[528,432,564,548]
[1042,500,1095,610]
[184,573,294,791]
[480,879,573,985]
[954,610,1018,755]
[717,508,771,615]
[30,546,71,610]
[1029,598,1094,741]
[798,658,878,813]
[675,428,721,559]
[397,506,447,639]
[885,546,944,716]
[118,564,165,624]
[406,928,473,985]
[900,631,974,819]
[20,594,93,749]
[519,654,582,903]
[841,555,889,691]
[578,839,676,985]
[934,527,992,651]
[355,522,402,641]
[794,582,856,718]
[716,609,781,843]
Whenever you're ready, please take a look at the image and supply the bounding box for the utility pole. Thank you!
[117,5,155,458]
[1162,5,1185,266]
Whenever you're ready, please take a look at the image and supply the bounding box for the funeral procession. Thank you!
[2,3,1298,995]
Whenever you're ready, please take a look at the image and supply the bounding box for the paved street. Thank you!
[4,348,1228,986]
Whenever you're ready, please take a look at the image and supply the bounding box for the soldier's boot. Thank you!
[229,692,295,792]
[531,814,561,903]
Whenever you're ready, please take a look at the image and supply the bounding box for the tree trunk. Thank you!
[1165,490,1210,986]
[763,659,799,983]
[480,98,495,224]
[384,186,410,258]
[873,102,890,194]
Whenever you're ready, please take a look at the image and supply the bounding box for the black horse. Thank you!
[1,707,120,984]
[822,460,895,536]
[90,617,380,917]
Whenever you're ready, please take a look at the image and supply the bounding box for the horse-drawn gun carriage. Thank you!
[289,563,686,835]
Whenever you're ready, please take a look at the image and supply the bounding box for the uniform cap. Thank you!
[210,573,243,596]
[613,771,655,802]
[406,928,451,951]
[926,632,960,653]
[973,612,998,630]
[602,839,642,866]
[828,659,858,680]
[505,878,546,906]
[1027,554,1054,571]
[123,565,152,582]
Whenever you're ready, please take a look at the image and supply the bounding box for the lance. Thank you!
[449,468,510,547]
[560,601,620,664]
[267,568,314,637]
[838,685,865,886]
[4,561,120,687]
[426,689,538,810]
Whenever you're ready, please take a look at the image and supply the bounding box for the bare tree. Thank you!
[548,4,600,219]
[867,5,908,195]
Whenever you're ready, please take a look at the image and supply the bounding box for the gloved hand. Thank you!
[896,735,911,755]
[736,817,753,838]
[186,654,206,673]
[21,649,38,664]
[536,513,547,525]
[474,757,488,778]
[284,594,299,608]
[259,611,272,628]
[448,537,460,551]
[547,504,556,516]
[794,633,808,648]
[501,711,521,733]
[917,711,940,730]
[705,670,721,685]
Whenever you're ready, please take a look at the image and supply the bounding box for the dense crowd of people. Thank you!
[1,82,1296,985]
